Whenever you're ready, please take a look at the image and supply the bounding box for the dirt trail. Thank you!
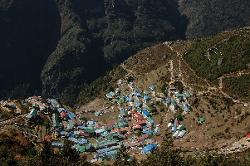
[219,77,223,90]
[167,43,211,87]
[166,43,249,106]
[121,63,136,77]
[219,69,250,78]
[219,137,250,155]
[218,69,250,90]
[169,60,174,82]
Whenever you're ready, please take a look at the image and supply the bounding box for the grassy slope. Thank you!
[183,27,250,101]
[224,74,250,101]
[184,30,250,80]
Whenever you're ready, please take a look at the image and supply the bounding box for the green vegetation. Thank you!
[184,31,250,81]
[183,29,250,101]
[179,0,250,38]
[224,74,250,101]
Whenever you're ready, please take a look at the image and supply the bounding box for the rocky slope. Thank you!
[1,0,250,104]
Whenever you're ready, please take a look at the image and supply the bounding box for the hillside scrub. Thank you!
[224,74,250,101]
[184,31,250,81]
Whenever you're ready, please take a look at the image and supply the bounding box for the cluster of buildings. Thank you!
[20,78,193,162]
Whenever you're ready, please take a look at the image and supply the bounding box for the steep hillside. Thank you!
[41,0,186,104]
[1,0,250,105]
[41,0,105,104]
[178,0,250,38]
[0,0,187,103]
